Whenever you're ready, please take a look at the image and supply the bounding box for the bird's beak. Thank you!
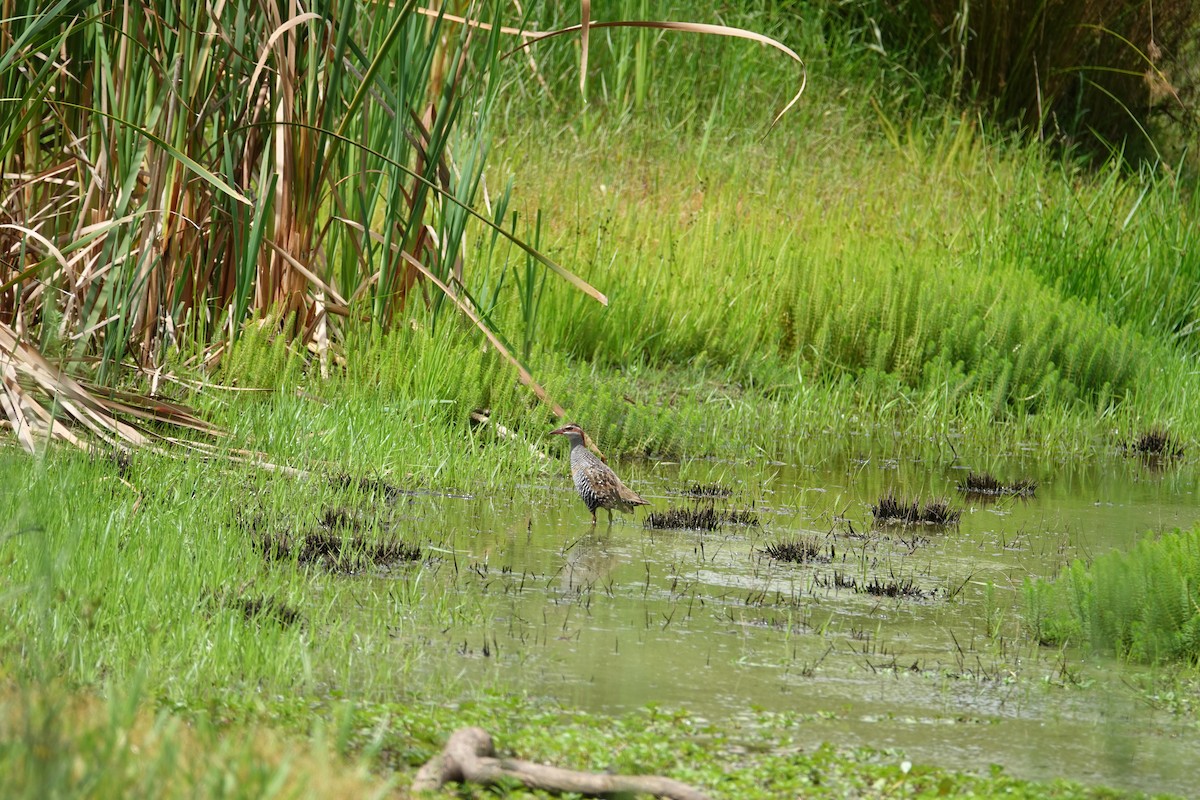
[548,426,568,436]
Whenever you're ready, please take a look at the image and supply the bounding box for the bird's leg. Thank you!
[606,508,614,526]
[590,508,597,525]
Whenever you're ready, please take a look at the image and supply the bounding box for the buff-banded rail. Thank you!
[549,423,650,524]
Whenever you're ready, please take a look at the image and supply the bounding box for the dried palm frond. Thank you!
[0,321,217,454]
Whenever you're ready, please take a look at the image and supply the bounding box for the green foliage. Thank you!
[0,0,532,380]
[0,374,1190,798]
[489,123,1189,421]
[1024,527,1200,664]
[502,2,1199,160]
[1,683,1137,800]
[220,315,308,389]
[992,159,1200,354]
[0,684,389,800]
[837,0,1198,157]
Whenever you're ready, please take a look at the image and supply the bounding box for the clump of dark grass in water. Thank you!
[957,471,1037,497]
[871,492,961,526]
[677,483,734,499]
[206,585,302,627]
[763,535,830,563]
[319,506,374,533]
[1124,428,1184,458]
[645,505,722,531]
[863,575,934,599]
[645,501,758,531]
[724,508,760,526]
[229,594,302,627]
[814,571,940,599]
[814,571,858,591]
[240,507,421,573]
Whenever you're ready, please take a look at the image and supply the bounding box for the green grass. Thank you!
[2,389,1189,798]
[1,683,393,800]
[0,430,1172,799]
[473,114,1200,437]
[206,321,1178,474]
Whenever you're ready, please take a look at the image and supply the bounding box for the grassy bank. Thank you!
[5,681,1141,800]
[213,108,1200,465]
[481,118,1199,434]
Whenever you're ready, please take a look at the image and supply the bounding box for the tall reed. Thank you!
[0,2,600,390]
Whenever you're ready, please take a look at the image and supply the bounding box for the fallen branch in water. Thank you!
[411,726,711,800]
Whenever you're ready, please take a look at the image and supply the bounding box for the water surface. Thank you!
[366,448,1200,794]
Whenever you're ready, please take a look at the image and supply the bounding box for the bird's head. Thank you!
[549,422,585,439]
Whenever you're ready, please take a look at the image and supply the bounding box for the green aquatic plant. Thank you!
[1025,526,1200,664]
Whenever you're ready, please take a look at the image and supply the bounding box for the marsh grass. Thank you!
[196,314,1197,474]
[879,1,1198,151]
[644,497,758,531]
[0,679,1133,800]
[645,504,722,531]
[0,0,625,448]
[677,482,734,499]
[489,120,1200,429]
[1125,428,1185,458]
[0,444,485,711]
[6,6,1200,797]
[247,516,423,574]
[216,590,304,628]
[0,384,1186,798]
[862,574,937,600]
[0,685,392,800]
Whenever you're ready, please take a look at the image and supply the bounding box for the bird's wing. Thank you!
[581,463,622,501]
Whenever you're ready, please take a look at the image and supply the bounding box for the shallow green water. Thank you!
[358,447,1200,795]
